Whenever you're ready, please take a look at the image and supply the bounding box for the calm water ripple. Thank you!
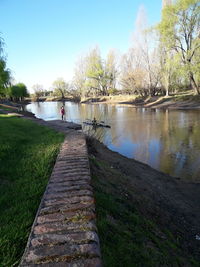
[26,101,200,181]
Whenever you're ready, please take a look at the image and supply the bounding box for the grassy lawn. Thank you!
[0,115,64,266]
[89,153,199,266]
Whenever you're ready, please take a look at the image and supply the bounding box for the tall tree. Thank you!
[0,60,11,97]
[158,0,200,94]
[85,47,106,95]
[120,48,146,95]
[126,5,161,96]
[72,47,119,98]
[16,83,28,100]
[8,83,28,101]
[105,50,118,93]
[85,47,119,96]
[72,56,87,97]
[0,35,11,97]
[32,84,45,98]
[52,78,68,98]
[0,36,4,57]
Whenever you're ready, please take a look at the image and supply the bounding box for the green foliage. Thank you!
[52,78,68,98]
[0,116,64,266]
[16,83,28,97]
[74,47,118,98]
[0,35,11,97]
[0,36,4,56]
[0,59,11,97]
[7,83,28,100]
[108,87,119,95]
[86,51,104,79]
[158,0,200,94]
[85,47,108,96]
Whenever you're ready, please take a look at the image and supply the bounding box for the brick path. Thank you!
[20,120,102,266]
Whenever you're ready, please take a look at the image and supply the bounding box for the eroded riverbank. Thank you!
[88,137,200,265]
[81,94,200,110]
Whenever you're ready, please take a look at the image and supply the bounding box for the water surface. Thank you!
[26,101,200,181]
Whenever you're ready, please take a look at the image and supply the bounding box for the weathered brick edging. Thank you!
[20,132,102,266]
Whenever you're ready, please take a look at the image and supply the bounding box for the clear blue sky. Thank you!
[0,0,162,92]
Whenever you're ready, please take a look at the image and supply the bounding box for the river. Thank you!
[25,101,200,181]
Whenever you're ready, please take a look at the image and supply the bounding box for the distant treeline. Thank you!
[0,0,199,102]
[70,0,199,98]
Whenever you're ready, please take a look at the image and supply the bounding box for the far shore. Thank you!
[27,92,200,110]
[1,93,200,111]
[80,94,200,110]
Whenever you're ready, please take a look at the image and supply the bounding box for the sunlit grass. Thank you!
[0,116,64,266]
[0,114,17,117]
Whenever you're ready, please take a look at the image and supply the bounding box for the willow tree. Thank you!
[86,47,113,96]
[85,47,104,95]
[158,0,200,94]
[8,83,28,101]
[105,50,118,93]
[0,36,11,97]
[85,47,118,96]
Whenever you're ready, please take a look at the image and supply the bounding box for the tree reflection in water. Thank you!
[26,102,200,181]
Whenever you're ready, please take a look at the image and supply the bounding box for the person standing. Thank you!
[60,106,65,121]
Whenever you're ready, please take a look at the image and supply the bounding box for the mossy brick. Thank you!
[44,189,93,201]
[31,231,99,247]
[40,200,95,215]
[43,195,94,207]
[46,186,93,194]
[33,221,97,235]
[37,210,96,224]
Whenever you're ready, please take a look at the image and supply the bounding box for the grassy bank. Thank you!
[0,115,64,266]
[88,138,199,266]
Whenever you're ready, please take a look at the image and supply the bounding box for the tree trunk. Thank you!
[190,72,200,95]
[164,71,170,97]
[59,89,65,99]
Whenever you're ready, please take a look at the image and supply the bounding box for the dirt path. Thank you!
[88,139,200,261]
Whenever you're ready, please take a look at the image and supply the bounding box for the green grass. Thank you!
[0,116,64,266]
[0,114,18,117]
[89,157,199,267]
